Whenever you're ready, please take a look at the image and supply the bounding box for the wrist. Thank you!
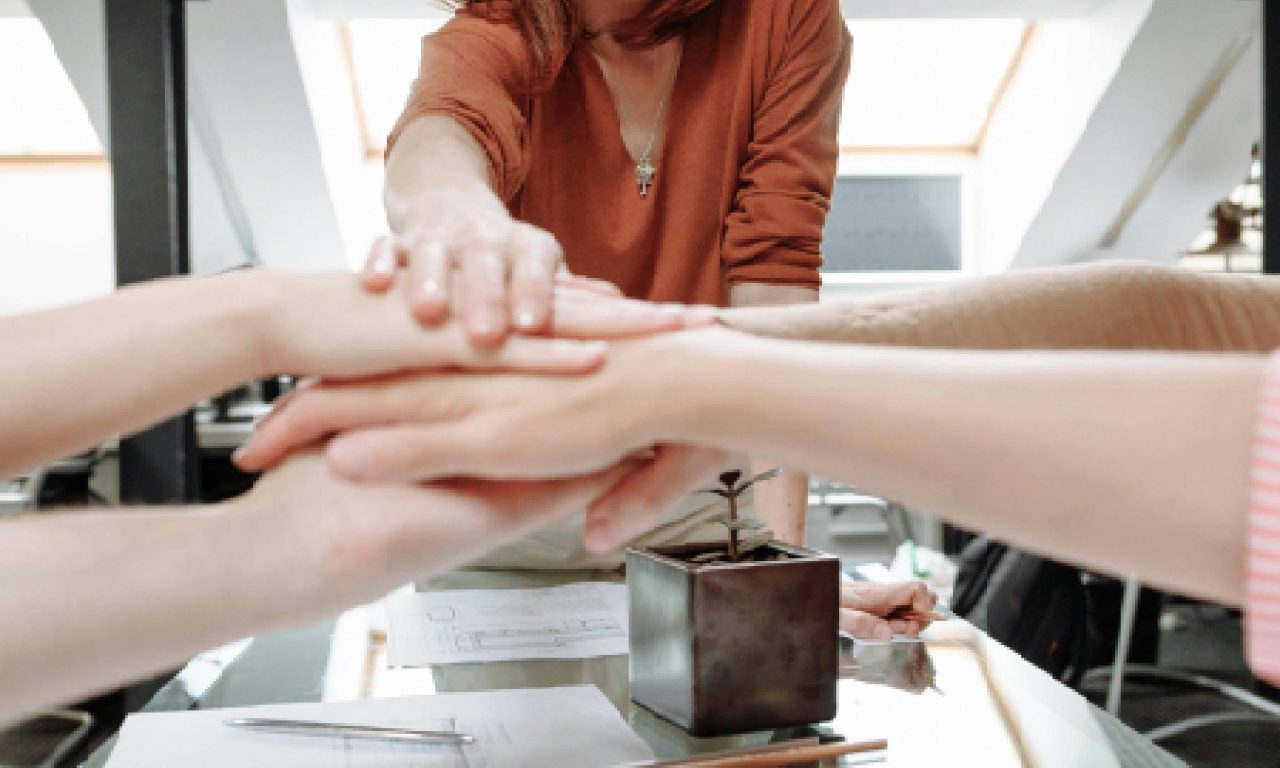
[390,179,508,234]
[222,488,331,622]
[617,327,754,447]
[199,269,281,380]
[232,269,306,377]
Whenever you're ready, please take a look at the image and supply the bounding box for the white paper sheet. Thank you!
[105,685,653,768]
[387,583,629,666]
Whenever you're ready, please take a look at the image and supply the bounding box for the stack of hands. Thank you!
[230,230,937,641]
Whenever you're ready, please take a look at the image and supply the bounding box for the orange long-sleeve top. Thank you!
[388,0,851,307]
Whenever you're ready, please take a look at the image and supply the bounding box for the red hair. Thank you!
[442,1,715,81]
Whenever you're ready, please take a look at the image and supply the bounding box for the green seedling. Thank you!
[692,468,783,563]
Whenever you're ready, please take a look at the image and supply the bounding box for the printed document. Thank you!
[106,685,652,768]
[387,583,629,666]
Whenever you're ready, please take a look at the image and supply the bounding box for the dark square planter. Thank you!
[626,541,840,737]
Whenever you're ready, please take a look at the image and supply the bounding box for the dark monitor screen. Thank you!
[822,175,963,273]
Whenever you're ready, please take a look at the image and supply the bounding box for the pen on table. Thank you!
[887,608,951,624]
[224,718,475,745]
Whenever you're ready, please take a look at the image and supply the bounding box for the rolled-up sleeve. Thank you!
[722,0,851,289]
[386,11,535,202]
[1247,352,1280,685]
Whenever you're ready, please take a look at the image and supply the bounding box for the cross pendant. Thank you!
[636,156,656,198]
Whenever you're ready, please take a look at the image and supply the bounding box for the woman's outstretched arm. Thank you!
[0,270,621,481]
[0,455,628,726]
[723,261,1280,353]
[0,268,708,481]
[657,336,1261,607]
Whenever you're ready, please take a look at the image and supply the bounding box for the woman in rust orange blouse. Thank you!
[360,0,928,637]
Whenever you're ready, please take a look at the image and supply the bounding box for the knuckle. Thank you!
[412,238,449,265]
[359,438,401,477]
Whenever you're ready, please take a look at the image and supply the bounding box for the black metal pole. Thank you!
[106,0,201,504]
[1266,0,1278,275]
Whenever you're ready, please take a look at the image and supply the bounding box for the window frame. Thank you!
[820,151,981,289]
[0,17,106,167]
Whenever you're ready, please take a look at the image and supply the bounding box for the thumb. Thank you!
[584,445,727,553]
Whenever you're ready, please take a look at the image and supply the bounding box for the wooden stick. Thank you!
[890,610,950,624]
[665,738,888,767]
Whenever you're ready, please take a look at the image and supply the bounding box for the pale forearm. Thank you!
[383,116,503,232]
[0,503,309,724]
[665,335,1261,605]
[0,272,267,478]
[729,284,817,544]
[723,262,1280,353]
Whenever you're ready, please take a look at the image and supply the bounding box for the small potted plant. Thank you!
[626,469,840,736]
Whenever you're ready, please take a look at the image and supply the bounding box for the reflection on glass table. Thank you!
[85,569,1186,767]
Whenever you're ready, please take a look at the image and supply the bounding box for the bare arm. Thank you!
[0,501,296,724]
[0,273,264,479]
[722,262,1280,353]
[729,283,818,545]
[0,456,628,725]
[0,270,632,481]
[383,116,499,233]
[665,335,1261,606]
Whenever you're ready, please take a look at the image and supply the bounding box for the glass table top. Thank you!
[83,569,1185,767]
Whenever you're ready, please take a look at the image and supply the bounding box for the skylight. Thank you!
[0,18,102,156]
[841,19,1030,150]
[346,18,447,154]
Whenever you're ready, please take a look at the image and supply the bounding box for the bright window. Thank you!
[346,18,447,153]
[346,17,1030,157]
[0,18,102,156]
[841,19,1029,150]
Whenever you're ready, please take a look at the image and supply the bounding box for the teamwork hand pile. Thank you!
[235,239,936,640]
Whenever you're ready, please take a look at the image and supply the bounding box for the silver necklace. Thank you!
[632,41,682,199]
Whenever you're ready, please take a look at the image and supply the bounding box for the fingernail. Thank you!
[471,317,499,338]
[516,307,539,330]
[685,305,721,326]
[231,445,248,464]
[421,277,444,300]
[371,252,394,275]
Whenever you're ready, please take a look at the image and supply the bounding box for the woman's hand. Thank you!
[234,362,654,478]
[254,269,712,381]
[840,577,938,640]
[233,453,635,612]
[235,330,736,549]
[363,182,589,346]
[235,328,738,477]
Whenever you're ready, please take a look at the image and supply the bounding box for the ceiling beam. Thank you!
[1007,0,1262,269]
[28,0,254,274]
